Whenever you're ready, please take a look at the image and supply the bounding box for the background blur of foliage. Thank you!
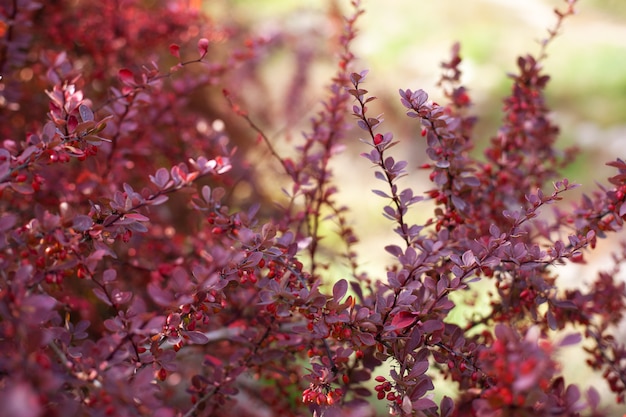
[202,0,626,411]
[206,0,626,179]
[200,0,626,266]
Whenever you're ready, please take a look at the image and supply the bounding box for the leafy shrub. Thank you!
[1,0,624,416]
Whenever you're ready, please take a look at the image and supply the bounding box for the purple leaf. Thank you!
[451,194,467,211]
[78,104,94,122]
[440,396,454,417]
[385,245,403,257]
[149,194,169,206]
[356,332,375,346]
[150,167,170,188]
[333,279,348,302]
[103,318,124,332]
[565,384,580,405]
[241,251,263,268]
[587,387,600,409]
[72,215,93,232]
[21,294,56,326]
[546,309,557,330]
[0,383,43,417]
[111,289,132,305]
[407,361,429,378]
[102,268,117,283]
[93,288,112,306]
[0,213,17,232]
[148,283,174,307]
[372,189,391,198]
[558,332,581,347]
[463,176,480,187]
[462,250,475,267]
[421,320,444,333]
[185,330,209,345]
[412,398,437,411]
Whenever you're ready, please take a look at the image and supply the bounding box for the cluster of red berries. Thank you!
[374,376,402,404]
[301,386,342,406]
[478,337,553,409]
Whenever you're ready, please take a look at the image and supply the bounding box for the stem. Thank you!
[353,88,411,247]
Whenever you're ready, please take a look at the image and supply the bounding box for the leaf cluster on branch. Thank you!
[0,0,625,416]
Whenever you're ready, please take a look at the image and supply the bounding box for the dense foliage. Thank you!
[1,0,625,416]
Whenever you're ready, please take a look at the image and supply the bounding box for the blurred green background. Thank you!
[202,0,626,412]
[203,0,626,212]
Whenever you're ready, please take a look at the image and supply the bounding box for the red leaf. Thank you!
[390,311,417,330]
[118,68,134,85]
[67,115,78,133]
[197,38,209,58]
[169,43,180,59]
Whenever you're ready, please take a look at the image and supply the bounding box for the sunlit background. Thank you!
[205,0,626,252]
[203,0,626,413]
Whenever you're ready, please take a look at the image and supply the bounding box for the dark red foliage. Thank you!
[1,0,625,416]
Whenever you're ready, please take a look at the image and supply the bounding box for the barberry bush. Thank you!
[1,0,625,416]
